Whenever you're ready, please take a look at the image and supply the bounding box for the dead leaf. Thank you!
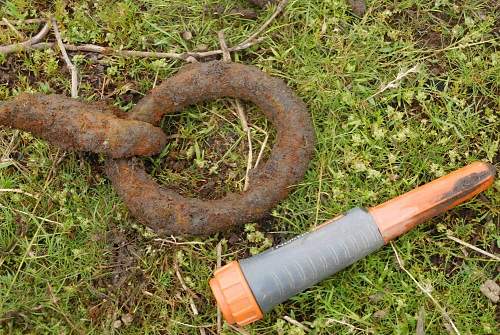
[121,313,133,326]
[369,292,385,303]
[347,0,367,17]
[480,280,500,303]
[181,31,193,41]
[113,319,122,329]
[373,309,388,319]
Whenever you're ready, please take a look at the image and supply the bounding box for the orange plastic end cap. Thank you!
[209,261,263,326]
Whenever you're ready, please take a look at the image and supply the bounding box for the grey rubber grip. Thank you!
[239,208,384,312]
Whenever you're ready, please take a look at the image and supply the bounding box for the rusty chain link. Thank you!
[0,61,315,235]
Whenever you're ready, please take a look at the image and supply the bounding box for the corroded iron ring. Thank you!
[105,61,315,236]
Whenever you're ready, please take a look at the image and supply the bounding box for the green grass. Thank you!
[0,0,499,334]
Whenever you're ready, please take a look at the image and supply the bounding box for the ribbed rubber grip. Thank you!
[239,208,384,312]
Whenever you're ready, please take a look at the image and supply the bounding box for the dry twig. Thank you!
[369,64,420,99]
[234,99,249,131]
[142,290,169,304]
[2,17,25,39]
[244,129,253,189]
[390,242,460,335]
[253,125,269,169]
[0,18,46,26]
[170,320,214,329]
[51,18,78,98]
[26,38,265,60]
[0,204,62,226]
[219,28,255,192]
[314,160,324,227]
[283,315,311,332]
[1,0,288,61]
[416,307,426,335]
[1,130,20,160]
[325,317,374,333]
[0,188,37,198]
[446,234,500,261]
[174,262,206,335]
[174,265,198,315]
[153,237,205,246]
[240,0,289,46]
[0,20,50,54]
[217,30,231,62]
[234,100,253,191]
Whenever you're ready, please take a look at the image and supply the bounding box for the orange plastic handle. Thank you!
[369,162,496,243]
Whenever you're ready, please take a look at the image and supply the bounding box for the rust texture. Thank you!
[0,93,167,158]
[106,61,315,235]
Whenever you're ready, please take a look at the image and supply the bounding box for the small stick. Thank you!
[446,234,500,261]
[240,0,289,46]
[234,99,249,131]
[2,17,25,39]
[100,76,109,99]
[283,315,311,332]
[153,237,205,246]
[416,307,425,335]
[142,290,170,304]
[234,100,253,191]
[0,203,62,226]
[0,18,46,26]
[174,263,206,335]
[2,0,288,60]
[253,125,269,169]
[369,64,420,99]
[216,241,223,334]
[222,32,253,191]
[23,37,264,60]
[244,126,253,192]
[0,188,37,198]
[174,265,198,315]
[218,32,253,191]
[0,21,50,54]
[28,41,188,59]
[217,30,231,62]
[314,161,324,227]
[390,242,461,335]
[216,241,223,269]
[171,320,215,328]
[51,18,78,99]
[2,130,20,160]
[326,317,373,333]
[254,135,268,168]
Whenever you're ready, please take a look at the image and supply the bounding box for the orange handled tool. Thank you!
[210,162,496,326]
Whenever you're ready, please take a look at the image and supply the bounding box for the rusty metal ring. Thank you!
[105,61,315,236]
